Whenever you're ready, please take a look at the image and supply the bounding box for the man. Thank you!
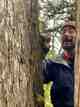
[42,19,76,107]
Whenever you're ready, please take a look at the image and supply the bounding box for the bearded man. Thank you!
[42,19,76,107]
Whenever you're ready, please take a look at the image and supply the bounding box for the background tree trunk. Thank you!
[0,0,44,107]
[23,0,44,107]
[74,0,80,107]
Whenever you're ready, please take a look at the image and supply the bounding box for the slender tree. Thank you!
[74,0,80,107]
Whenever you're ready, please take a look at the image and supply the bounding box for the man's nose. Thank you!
[64,33,72,39]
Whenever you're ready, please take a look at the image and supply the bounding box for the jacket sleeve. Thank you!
[42,59,55,83]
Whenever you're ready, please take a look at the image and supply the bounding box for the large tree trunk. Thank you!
[0,0,44,107]
[74,0,80,107]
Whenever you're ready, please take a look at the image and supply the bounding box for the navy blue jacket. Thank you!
[43,56,74,107]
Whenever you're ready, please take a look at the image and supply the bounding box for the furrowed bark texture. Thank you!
[0,0,44,107]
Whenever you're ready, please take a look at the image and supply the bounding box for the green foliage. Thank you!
[46,50,56,59]
[44,82,53,107]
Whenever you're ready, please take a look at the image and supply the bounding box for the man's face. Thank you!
[62,26,76,51]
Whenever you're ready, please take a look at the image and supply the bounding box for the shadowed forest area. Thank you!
[0,0,80,107]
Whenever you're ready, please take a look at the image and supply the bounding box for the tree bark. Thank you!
[0,0,44,107]
[74,0,80,107]
[23,0,44,107]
